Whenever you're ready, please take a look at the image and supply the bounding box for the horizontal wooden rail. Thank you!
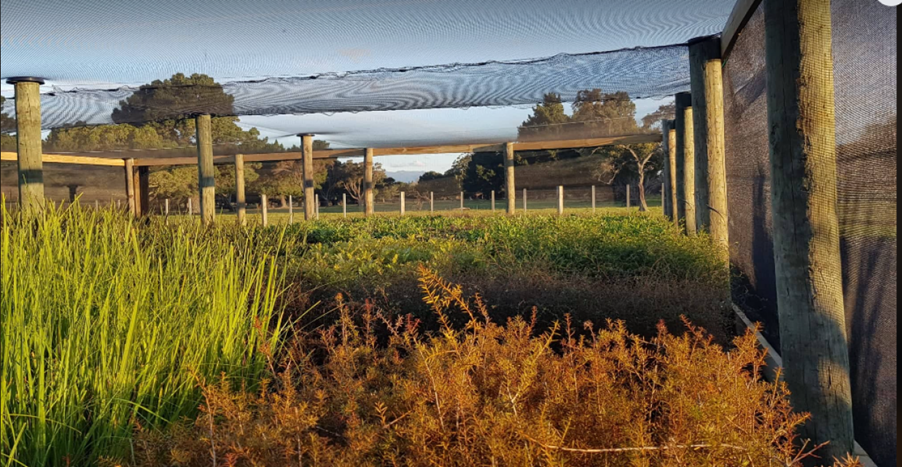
[0,151,125,167]
[1,134,660,168]
[721,0,762,59]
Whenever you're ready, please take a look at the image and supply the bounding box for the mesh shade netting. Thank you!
[723,1,896,465]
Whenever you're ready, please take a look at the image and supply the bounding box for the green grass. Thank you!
[1,204,285,466]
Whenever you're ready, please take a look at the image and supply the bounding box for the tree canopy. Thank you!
[112,73,235,124]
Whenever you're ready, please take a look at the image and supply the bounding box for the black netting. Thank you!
[723,2,896,465]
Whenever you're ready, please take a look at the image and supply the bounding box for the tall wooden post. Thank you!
[136,166,149,217]
[591,185,596,213]
[187,198,192,216]
[667,122,679,227]
[343,193,347,218]
[430,192,434,213]
[288,195,294,224]
[315,196,320,220]
[504,142,515,214]
[165,198,170,216]
[195,114,215,225]
[491,190,495,212]
[626,184,631,209]
[557,186,564,216]
[299,134,316,221]
[261,194,268,226]
[522,188,527,212]
[460,191,464,210]
[235,153,247,226]
[8,77,45,211]
[124,158,136,217]
[364,148,375,217]
[689,36,730,261]
[661,120,672,219]
[675,93,696,235]
[764,0,853,457]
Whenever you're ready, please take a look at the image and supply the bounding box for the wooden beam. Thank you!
[1,151,125,167]
[721,0,762,59]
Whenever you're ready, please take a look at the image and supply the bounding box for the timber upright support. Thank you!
[675,93,696,235]
[689,36,729,262]
[124,158,136,217]
[8,77,45,212]
[299,134,316,221]
[763,0,853,458]
[196,114,215,225]
[661,120,672,219]
[400,192,405,216]
[667,121,678,227]
[491,190,495,212]
[235,153,246,226]
[557,186,564,216]
[364,148,375,217]
[136,166,149,217]
[504,142,515,214]
[591,185,596,212]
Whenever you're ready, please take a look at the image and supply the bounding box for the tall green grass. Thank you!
[1,204,285,466]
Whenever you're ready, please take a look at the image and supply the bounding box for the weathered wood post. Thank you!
[491,190,495,212]
[7,77,44,212]
[667,121,678,227]
[764,0,853,457]
[187,198,192,216]
[315,196,320,220]
[95,199,99,210]
[675,92,696,235]
[661,120,672,219]
[165,198,170,216]
[557,186,564,216]
[689,36,730,261]
[261,194,268,226]
[136,166,149,217]
[343,193,347,218]
[504,142,515,214]
[288,195,294,224]
[364,148,375,217]
[195,114,215,225]
[626,184,631,209]
[430,192,434,213]
[124,158,136,217]
[298,134,316,221]
[522,188,527,212]
[400,192,406,216]
[591,185,596,213]
[234,153,246,226]
[460,191,464,210]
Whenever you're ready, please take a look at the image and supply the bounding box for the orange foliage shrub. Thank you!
[131,267,861,467]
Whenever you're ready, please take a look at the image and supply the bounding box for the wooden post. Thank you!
[364,148,375,217]
[626,184,631,209]
[135,166,149,217]
[661,120,672,219]
[299,134,316,221]
[261,194,268,226]
[591,185,596,213]
[522,188,527,212]
[667,122,678,227]
[343,193,347,218]
[95,199,99,210]
[315,196,320,220]
[764,0,853,457]
[124,158,136,217]
[187,198,192,216]
[557,186,564,216]
[430,192,434,213]
[491,190,495,212]
[400,192,406,216]
[288,195,294,224]
[460,191,464,210]
[504,142,515,214]
[235,153,246,226]
[165,198,170,216]
[195,114,215,225]
[689,36,730,261]
[675,93,696,235]
[7,77,44,212]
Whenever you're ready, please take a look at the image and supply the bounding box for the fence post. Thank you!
[667,121,679,227]
[661,120,672,219]
[626,184,631,209]
[364,148,375,217]
[430,192,434,213]
[187,198,192,216]
[398,192,405,216]
[689,36,730,265]
[165,198,170,216]
[195,114,215,225]
[315,196,320,220]
[136,166,149,217]
[235,153,246,226]
[763,0,853,457]
[591,185,596,213]
[7,77,44,212]
[675,92,696,235]
[343,193,347,218]
[557,186,564,216]
[298,134,316,221]
[289,195,294,224]
[504,142,516,214]
[491,190,495,212]
[460,191,464,210]
[124,158,136,217]
[95,199,99,210]
[522,188,527,212]
[261,194,268,226]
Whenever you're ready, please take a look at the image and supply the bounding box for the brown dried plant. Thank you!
[131,266,863,467]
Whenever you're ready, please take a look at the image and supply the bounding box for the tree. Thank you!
[112,73,234,124]
[571,89,639,136]
[641,103,676,131]
[258,140,331,206]
[594,143,663,211]
[518,93,570,141]
[334,160,386,202]
[418,171,444,182]
[461,152,504,195]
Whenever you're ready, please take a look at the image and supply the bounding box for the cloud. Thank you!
[413,160,426,168]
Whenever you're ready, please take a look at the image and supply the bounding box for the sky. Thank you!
[1,0,725,174]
